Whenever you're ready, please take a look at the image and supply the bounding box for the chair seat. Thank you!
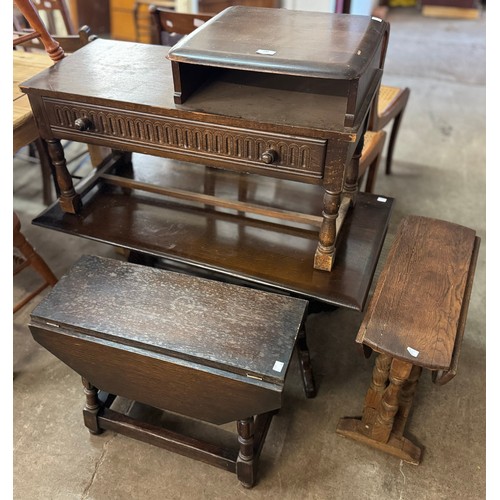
[377,85,405,116]
[370,84,410,176]
[358,130,386,193]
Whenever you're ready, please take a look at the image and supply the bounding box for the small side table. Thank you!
[29,255,308,487]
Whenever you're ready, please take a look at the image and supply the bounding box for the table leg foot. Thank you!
[59,195,82,214]
[336,417,422,465]
[314,246,335,272]
[236,417,256,488]
[82,378,103,435]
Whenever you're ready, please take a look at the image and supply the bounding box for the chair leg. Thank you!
[364,153,382,194]
[28,142,37,158]
[385,110,405,176]
[13,212,58,313]
[34,138,57,205]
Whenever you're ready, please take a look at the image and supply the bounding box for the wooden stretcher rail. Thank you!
[100,172,327,228]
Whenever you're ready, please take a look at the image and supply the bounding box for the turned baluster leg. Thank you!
[343,134,364,207]
[336,355,422,464]
[45,138,82,214]
[361,352,392,429]
[236,417,256,488]
[296,326,316,398]
[314,188,341,271]
[82,378,102,435]
[392,364,422,438]
[369,358,413,443]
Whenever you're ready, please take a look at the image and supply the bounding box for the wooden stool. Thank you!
[29,255,309,487]
[336,215,480,464]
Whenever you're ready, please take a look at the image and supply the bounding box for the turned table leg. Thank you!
[82,378,102,435]
[369,358,412,442]
[236,417,256,488]
[314,136,360,272]
[314,188,341,271]
[392,364,422,438]
[336,355,422,464]
[46,138,82,213]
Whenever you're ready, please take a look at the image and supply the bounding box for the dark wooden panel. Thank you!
[31,255,306,383]
[169,7,387,80]
[29,325,283,424]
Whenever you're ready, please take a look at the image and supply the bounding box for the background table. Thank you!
[13,50,53,152]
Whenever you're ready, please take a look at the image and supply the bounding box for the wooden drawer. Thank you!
[42,97,327,180]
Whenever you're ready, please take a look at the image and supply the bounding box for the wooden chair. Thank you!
[13,0,66,61]
[368,84,411,175]
[333,2,410,177]
[13,212,58,313]
[14,25,97,204]
[358,130,387,194]
[29,0,75,35]
[13,24,96,56]
[13,0,101,204]
[133,0,175,42]
[149,6,213,46]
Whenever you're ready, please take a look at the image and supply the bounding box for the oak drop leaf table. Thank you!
[29,255,308,487]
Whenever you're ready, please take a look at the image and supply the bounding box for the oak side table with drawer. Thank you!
[20,7,390,272]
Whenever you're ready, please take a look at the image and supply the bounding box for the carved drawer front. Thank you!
[43,98,327,179]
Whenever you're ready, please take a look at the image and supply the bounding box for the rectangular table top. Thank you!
[31,255,307,385]
[169,7,388,80]
[20,38,366,134]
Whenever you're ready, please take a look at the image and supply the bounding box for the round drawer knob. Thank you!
[261,149,278,164]
[74,117,92,131]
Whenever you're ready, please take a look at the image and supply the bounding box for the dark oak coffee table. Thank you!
[30,255,308,487]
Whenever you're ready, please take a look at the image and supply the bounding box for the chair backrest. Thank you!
[30,0,75,34]
[149,6,213,46]
[14,0,65,61]
[14,24,96,54]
